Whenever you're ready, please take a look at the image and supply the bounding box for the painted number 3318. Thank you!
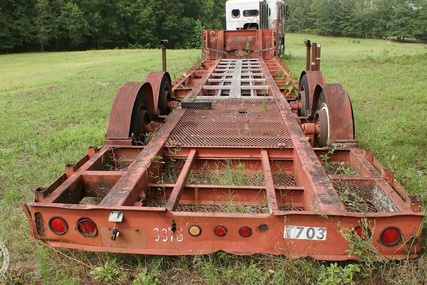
[153,227,184,242]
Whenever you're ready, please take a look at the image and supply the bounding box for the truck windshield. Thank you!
[243,9,259,17]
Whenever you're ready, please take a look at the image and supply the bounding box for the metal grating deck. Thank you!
[167,99,293,148]
[202,59,269,98]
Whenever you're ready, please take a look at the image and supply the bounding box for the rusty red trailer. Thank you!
[23,26,423,261]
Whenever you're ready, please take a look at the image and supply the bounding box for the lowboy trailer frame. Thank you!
[23,27,423,260]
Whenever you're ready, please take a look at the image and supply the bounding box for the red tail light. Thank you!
[77,218,98,237]
[380,227,401,246]
[49,217,68,235]
[353,226,370,240]
[239,226,253,238]
[214,225,227,237]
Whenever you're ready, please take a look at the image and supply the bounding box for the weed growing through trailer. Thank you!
[313,217,380,284]
[144,130,160,145]
[320,149,335,173]
[284,73,299,97]
[334,162,355,176]
[320,149,355,176]
[148,155,165,183]
[102,148,131,171]
[261,82,269,112]
[338,220,379,282]
[338,187,373,213]
[160,158,182,184]
[220,190,270,214]
[187,160,264,186]
[274,67,285,79]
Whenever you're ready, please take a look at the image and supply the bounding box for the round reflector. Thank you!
[188,225,202,237]
[239,226,253,238]
[77,218,98,237]
[380,227,401,246]
[353,226,370,240]
[214,225,227,237]
[49,217,68,235]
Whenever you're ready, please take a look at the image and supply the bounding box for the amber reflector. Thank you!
[189,225,202,237]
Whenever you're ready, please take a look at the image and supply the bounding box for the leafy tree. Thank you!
[0,2,16,52]
[60,2,89,48]
[0,0,35,52]
[117,0,157,48]
[353,0,376,38]
[286,0,315,33]
[79,0,126,49]
[200,0,225,29]
[339,0,357,37]
[34,0,56,51]
[412,0,427,40]
[310,0,342,36]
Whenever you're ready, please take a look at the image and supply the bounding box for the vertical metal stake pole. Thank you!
[160,39,169,72]
[304,40,311,71]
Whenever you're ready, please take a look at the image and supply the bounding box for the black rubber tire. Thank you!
[130,91,152,144]
[299,74,310,117]
[317,90,327,110]
[158,75,171,115]
[314,108,329,147]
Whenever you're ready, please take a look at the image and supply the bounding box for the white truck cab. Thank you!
[225,0,288,55]
[226,0,287,31]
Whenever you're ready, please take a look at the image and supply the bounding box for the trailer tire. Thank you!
[130,93,152,144]
[158,73,172,115]
[105,82,155,145]
[314,99,329,147]
[299,74,310,117]
[146,72,172,116]
[312,84,355,147]
[299,71,325,118]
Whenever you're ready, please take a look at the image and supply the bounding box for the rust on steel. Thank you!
[160,39,168,72]
[105,82,154,143]
[312,83,355,145]
[23,28,423,260]
[304,40,321,71]
[145,71,170,113]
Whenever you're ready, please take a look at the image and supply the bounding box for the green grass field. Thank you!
[0,33,426,284]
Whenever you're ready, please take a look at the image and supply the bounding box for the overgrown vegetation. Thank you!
[1,34,426,284]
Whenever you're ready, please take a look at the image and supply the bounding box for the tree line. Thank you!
[0,0,226,53]
[1,0,426,53]
[286,0,427,41]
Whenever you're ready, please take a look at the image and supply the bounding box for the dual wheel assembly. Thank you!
[298,71,355,147]
[105,72,173,145]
